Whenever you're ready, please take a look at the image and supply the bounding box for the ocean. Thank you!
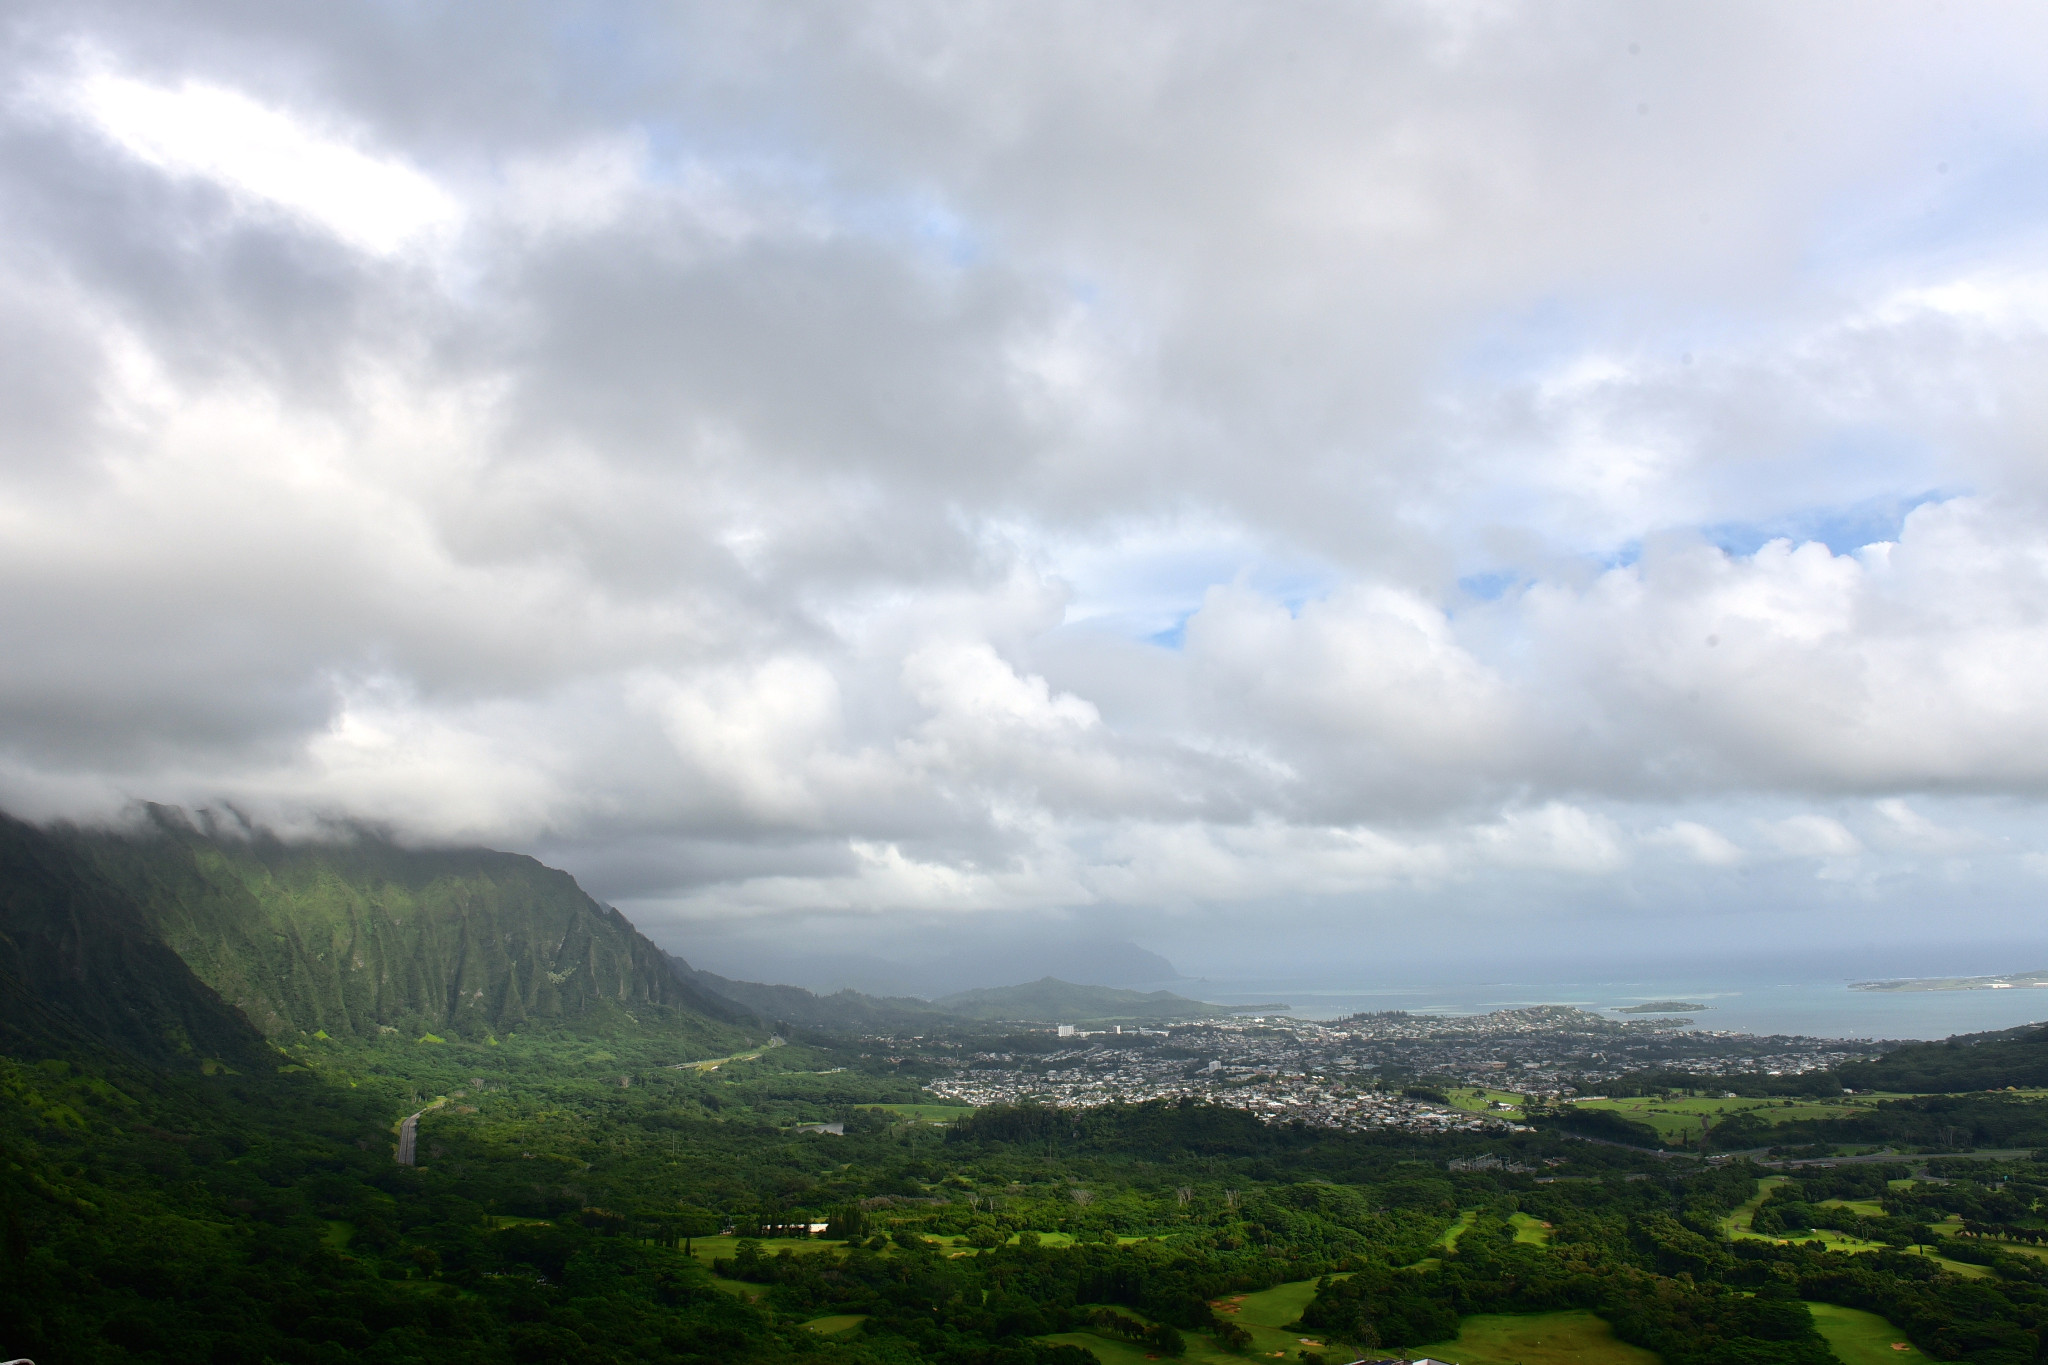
[1196,978,2048,1042]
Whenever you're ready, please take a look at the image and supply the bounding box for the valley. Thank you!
[8,815,2048,1365]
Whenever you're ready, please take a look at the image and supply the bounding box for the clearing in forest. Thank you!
[1805,1302,1929,1364]
[801,1314,868,1334]
[1721,1176,1789,1237]
[1227,1275,1343,1329]
[1405,1309,1660,1364]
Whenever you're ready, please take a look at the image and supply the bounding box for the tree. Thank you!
[675,1205,720,1255]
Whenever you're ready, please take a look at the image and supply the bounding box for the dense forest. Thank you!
[8,812,2048,1364]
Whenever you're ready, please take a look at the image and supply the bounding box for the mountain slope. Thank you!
[1837,1022,2048,1092]
[0,813,271,1068]
[55,809,756,1049]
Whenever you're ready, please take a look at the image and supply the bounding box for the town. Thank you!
[922,1006,1877,1134]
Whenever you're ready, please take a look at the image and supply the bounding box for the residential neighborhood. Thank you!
[925,1006,1874,1133]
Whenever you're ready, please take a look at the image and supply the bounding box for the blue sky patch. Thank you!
[1702,491,1950,558]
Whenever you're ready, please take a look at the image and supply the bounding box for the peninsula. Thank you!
[1852,971,2048,993]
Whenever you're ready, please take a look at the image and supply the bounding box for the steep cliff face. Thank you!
[58,810,756,1045]
[0,813,270,1067]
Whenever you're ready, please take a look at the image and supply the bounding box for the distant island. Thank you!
[1613,1001,1707,1014]
[1852,970,2048,993]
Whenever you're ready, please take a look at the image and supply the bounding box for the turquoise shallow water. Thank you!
[1199,979,2048,1042]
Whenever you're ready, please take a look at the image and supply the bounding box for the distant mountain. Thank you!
[51,807,757,1052]
[0,813,271,1068]
[909,940,1185,994]
[668,956,946,1032]
[669,965,1245,1030]
[930,976,1241,1023]
[676,937,1186,998]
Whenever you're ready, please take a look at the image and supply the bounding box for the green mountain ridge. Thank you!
[51,808,756,1056]
[0,812,271,1069]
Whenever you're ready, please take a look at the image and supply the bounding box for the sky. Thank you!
[5,2,2048,992]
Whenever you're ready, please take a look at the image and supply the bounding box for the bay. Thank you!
[1197,977,2048,1042]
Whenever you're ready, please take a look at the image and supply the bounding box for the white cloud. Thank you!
[1872,798,1984,852]
[68,69,459,254]
[1474,804,1626,874]
[636,657,847,825]
[1761,815,1863,859]
[1644,821,1745,866]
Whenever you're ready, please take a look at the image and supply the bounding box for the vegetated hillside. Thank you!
[0,813,271,1069]
[53,808,757,1050]
[931,975,1239,1022]
[671,957,946,1032]
[1838,1022,2048,1093]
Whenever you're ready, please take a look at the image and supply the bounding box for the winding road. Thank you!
[396,1109,423,1165]
[394,1096,450,1165]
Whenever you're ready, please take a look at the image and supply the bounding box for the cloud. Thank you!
[5,4,2048,974]
[1475,804,1626,874]
[1870,797,1986,853]
[1644,821,1744,867]
[65,69,460,254]
[1761,815,1863,859]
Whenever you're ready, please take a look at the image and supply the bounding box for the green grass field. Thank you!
[1770,1228,1894,1254]
[996,1230,1083,1248]
[1054,1299,1312,1364]
[863,1102,973,1122]
[1928,1214,2048,1261]
[1510,1211,1552,1245]
[801,1314,867,1334]
[1806,1302,1929,1364]
[1443,1087,1529,1117]
[686,1234,838,1270]
[1054,1299,1652,1365]
[1405,1309,1659,1364]
[1229,1275,1339,1328]
[1772,1234,1991,1279]
[1438,1208,1478,1249]
[1722,1176,1787,1237]
[1911,1246,1992,1279]
[1189,1276,1359,1361]
[1720,1178,1988,1278]
[1040,1331,1159,1365]
[1959,1235,2048,1258]
[1572,1094,1881,1141]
